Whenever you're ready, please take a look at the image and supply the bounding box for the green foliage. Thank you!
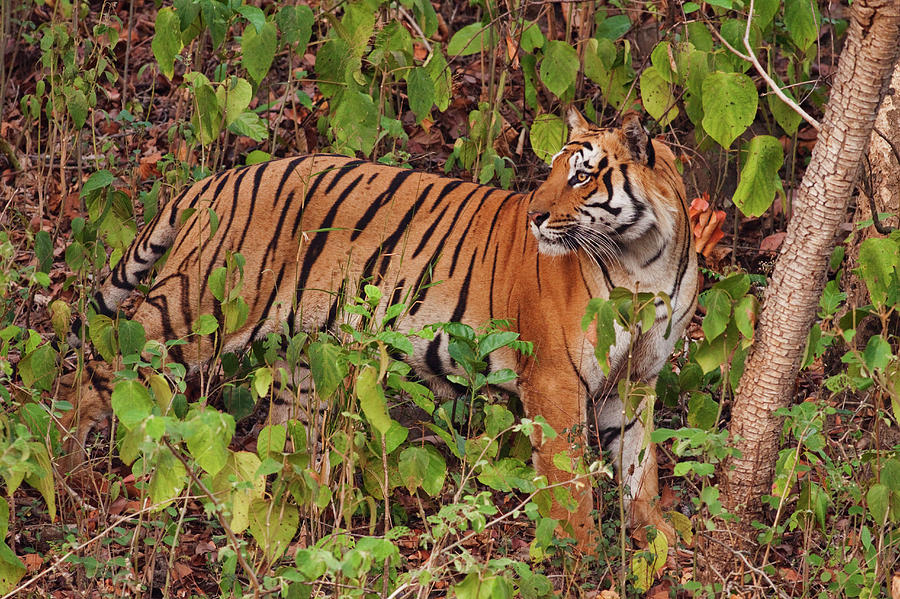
[732,135,785,217]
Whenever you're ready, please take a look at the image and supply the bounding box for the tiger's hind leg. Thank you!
[265,361,330,454]
[592,393,676,545]
[57,362,118,470]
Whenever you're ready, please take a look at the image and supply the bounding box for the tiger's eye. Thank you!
[576,171,589,183]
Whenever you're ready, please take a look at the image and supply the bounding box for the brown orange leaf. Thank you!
[688,193,727,258]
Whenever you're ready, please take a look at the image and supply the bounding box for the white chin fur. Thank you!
[536,237,571,256]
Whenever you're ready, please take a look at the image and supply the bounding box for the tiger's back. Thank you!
[66,112,698,548]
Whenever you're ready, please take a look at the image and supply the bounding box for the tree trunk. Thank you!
[700,0,900,580]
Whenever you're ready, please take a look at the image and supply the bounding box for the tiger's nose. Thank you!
[527,211,550,227]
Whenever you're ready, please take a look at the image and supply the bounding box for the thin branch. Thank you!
[699,532,793,599]
[1,503,160,599]
[163,438,261,595]
[706,2,821,131]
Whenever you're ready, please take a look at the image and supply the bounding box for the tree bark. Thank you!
[701,0,900,580]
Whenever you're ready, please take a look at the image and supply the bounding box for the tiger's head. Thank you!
[527,110,687,263]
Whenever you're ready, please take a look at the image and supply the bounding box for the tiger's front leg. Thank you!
[593,392,676,545]
[517,374,598,550]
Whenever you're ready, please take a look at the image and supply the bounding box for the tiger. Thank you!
[59,110,698,549]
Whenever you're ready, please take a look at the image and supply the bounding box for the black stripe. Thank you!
[247,262,288,341]
[642,241,667,267]
[425,336,445,377]
[482,191,519,263]
[350,169,417,241]
[427,180,464,213]
[370,183,435,280]
[597,417,639,448]
[408,249,441,316]
[488,247,498,321]
[294,173,363,307]
[646,140,656,169]
[233,162,269,252]
[449,252,477,323]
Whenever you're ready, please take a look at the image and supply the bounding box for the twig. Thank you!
[0,136,21,171]
[700,532,793,599]
[1,502,159,599]
[706,1,821,131]
[163,438,262,595]
[397,6,432,53]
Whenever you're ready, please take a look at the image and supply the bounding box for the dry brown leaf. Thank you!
[891,572,900,599]
[688,193,727,258]
[22,553,43,574]
[759,231,787,253]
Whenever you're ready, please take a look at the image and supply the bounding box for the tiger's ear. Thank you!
[567,108,591,138]
[621,111,655,167]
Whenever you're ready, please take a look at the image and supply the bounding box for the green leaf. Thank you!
[595,14,631,40]
[687,392,719,430]
[784,0,821,51]
[0,499,24,594]
[276,4,313,51]
[424,49,451,111]
[448,22,493,57]
[236,5,266,34]
[519,21,545,53]
[80,170,114,198]
[252,366,273,398]
[766,77,803,136]
[356,365,391,435]
[732,135,784,217]
[118,319,146,359]
[211,451,264,533]
[257,424,287,461]
[650,42,675,83]
[640,65,678,126]
[89,313,118,363]
[862,335,892,372]
[111,380,153,429]
[19,344,56,392]
[700,288,732,341]
[216,77,253,126]
[477,457,536,493]
[539,41,579,100]
[228,111,269,141]
[406,67,434,124]
[631,531,668,593]
[242,22,277,84]
[331,90,378,155]
[867,483,889,524]
[249,498,298,562]
[733,294,758,339]
[192,313,218,336]
[398,445,446,496]
[530,113,566,164]
[881,458,900,492]
[148,449,187,506]
[857,237,900,308]
[185,409,234,476]
[315,38,354,98]
[701,72,757,148]
[752,0,780,30]
[34,230,52,274]
[24,442,56,521]
[308,341,345,399]
[453,572,513,599]
[151,8,183,80]
[191,78,221,145]
[245,150,271,165]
